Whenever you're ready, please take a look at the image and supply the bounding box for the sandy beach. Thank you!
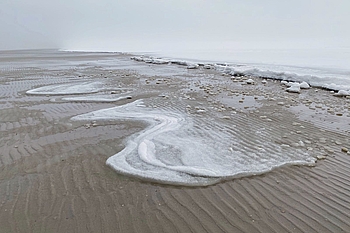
[1,50,350,233]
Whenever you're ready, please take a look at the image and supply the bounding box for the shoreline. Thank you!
[0,50,349,232]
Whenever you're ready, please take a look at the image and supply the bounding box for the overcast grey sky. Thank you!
[1,0,349,51]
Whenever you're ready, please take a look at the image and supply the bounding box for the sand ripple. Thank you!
[1,50,349,233]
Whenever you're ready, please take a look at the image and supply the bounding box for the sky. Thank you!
[1,0,350,52]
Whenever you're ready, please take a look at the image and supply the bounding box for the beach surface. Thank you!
[1,50,350,232]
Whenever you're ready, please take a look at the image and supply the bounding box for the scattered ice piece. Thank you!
[286,83,301,93]
[262,80,267,84]
[246,79,255,84]
[151,58,169,64]
[334,90,350,97]
[187,64,199,69]
[131,56,169,64]
[170,60,199,69]
[131,56,144,62]
[281,80,288,85]
[316,155,327,160]
[286,82,295,87]
[171,60,190,66]
[300,81,310,89]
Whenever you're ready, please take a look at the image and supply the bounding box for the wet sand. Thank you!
[0,50,350,232]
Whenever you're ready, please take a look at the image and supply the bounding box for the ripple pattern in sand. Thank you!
[1,51,350,233]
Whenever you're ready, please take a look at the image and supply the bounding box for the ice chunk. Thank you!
[334,90,349,96]
[286,83,301,93]
[300,81,310,89]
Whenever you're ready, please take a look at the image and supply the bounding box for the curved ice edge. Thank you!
[106,157,315,187]
[72,99,315,186]
[72,99,218,177]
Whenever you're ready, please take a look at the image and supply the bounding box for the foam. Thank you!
[71,100,315,186]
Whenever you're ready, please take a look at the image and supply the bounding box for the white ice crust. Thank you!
[214,64,350,91]
[63,94,132,102]
[26,82,105,95]
[71,100,314,186]
[131,55,350,92]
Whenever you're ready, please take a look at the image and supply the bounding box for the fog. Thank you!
[1,0,350,52]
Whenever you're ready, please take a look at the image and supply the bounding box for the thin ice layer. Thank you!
[63,94,132,102]
[71,100,315,186]
[26,82,105,95]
